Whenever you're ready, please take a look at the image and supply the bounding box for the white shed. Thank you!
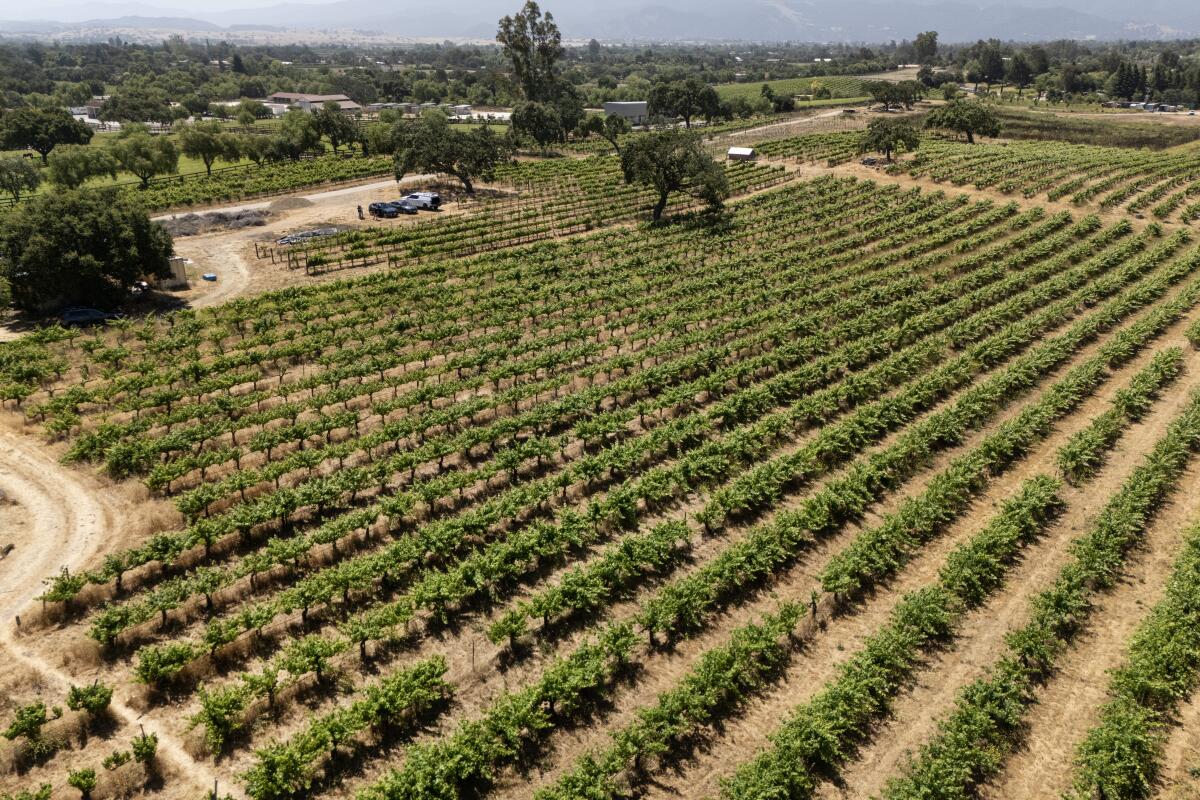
[727,146,756,161]
[603,101,649,125]
[157,257,190,290]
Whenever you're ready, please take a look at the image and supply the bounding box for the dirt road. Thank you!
[0,423,228,797]
[164,172,442,308]
[0,425,110,625]
[151,175,427,222]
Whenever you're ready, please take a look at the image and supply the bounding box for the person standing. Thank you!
[357,204,364,220]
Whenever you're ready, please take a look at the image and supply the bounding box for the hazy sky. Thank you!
[2,0,1197,41]
[0,0,340,15]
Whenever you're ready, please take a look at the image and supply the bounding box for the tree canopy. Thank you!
[619,129,728,222]
[109,127,179,188]
[512,100,563,148]
[0,188,173,311]
[914,31,939,64]
[0,157,41,202]
[392,112,512,194]
[274,111,322,161]
[648,77,722,127]
[496,1,564,104]
[578,113,631,155]
[863,80,925,111]
[497,2,582,146]
[176,120,241,176]
[314,102,358,154]
[857,118,920,161]
[0,107,93,164]
[99,83,177,125]
[46,145,119,190]
[924,99,1001,144]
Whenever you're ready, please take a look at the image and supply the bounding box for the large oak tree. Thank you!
[858,118,920,162]
[0,188,173,310]
[620,129,728,222]
[0,107,93,164]
[924,99,1000,144]
[392,112,512,194]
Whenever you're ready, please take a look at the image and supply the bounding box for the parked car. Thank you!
[369,202,401,219]
[385,200,420,215]
[60,307,122,326]
[403,192,441,210]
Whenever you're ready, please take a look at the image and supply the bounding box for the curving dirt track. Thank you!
[0,425,110,625]
[0,425,230,797]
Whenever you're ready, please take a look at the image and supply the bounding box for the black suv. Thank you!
[369,201,419,218]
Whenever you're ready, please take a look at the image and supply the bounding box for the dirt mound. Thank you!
[161,209,270,237]
[269,196,316,212]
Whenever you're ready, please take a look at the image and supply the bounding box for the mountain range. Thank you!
[2,0,1198,42]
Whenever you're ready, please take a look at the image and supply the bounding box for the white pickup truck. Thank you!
[403,191,441,210]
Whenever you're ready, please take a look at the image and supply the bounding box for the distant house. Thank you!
[84,97,107,119]
[603,101,649,125]
[267,92,362,114]
[727,146,756,161]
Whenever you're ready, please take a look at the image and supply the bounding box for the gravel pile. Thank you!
[268,196,315,211]
[161,209,271,237]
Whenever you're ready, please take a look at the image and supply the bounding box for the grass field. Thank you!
[714,75,865,102]
[989,106,1200,149]
[5,145,1200,800]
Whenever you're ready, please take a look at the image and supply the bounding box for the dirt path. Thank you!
[0,425,111,625]
[169,226,257,310]
[0,632,227,798]
[163,172,442,308]
[0,423,230,797]
[725,108,847,140]
[1156,682,1200,798]
[150,174,440,222]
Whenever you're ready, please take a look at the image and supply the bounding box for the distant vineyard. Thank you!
[753,130,1200,224]
[755,131,865,164]
[715,75,866,102]
[255,156,790,274]
[124,154,394,211]
[991,106,1200,149]
[908,137,1200,223]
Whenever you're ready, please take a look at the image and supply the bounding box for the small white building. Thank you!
[727,146,756,161]
[158,257,190,290]
[267,93,362,114]
[603,101,649,125]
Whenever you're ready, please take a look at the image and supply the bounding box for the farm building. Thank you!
[603,101,649,125]
[267,92,362,113]
[727,146,756,161]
